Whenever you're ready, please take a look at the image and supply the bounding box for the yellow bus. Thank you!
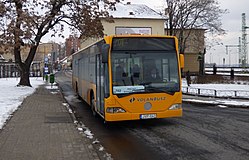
[72,35,184,122]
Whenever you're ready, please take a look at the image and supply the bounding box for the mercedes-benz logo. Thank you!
[144,102,152,110]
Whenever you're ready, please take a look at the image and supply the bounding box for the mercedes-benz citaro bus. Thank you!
[72,35,184,122]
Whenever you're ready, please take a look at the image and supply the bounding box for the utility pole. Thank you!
[241,13,249,67]
[239,37,241,63]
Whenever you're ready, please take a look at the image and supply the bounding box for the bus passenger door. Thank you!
[96,54,105,115]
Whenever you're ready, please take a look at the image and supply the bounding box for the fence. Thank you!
[182,86,249,99]
[0,62,42,78]
[205,67,249,77]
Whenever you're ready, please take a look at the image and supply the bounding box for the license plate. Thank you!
[140,114,156,119]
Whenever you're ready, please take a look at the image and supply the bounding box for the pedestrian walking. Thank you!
[186,70,191,86]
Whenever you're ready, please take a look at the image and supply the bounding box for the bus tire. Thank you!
[90,95,97,117]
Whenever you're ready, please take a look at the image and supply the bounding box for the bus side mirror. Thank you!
[102,44,110,63]
[180,54,184,69]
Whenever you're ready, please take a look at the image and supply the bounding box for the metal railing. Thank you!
[0,62,42,78]
[182,86,249,99]
[205,67,249,77]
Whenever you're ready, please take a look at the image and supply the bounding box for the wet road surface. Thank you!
[56,71,249,160]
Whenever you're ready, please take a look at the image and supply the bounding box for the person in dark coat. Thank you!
[146,68,161,82]
[186,70,191,86]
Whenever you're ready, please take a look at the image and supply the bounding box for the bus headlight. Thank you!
[106,107,126,113]
[169,104,182,110]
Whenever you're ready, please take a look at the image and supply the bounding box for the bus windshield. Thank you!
[111,38,180,95]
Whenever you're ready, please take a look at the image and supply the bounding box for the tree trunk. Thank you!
[14,43,39,87]
[17,63,31,87]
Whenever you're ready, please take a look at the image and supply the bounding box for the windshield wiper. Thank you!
[145,87,176,95]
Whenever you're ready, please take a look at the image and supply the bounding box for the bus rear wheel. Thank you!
[91,95,97,117]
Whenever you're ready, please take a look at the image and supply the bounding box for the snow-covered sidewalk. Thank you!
[0,77,45,129]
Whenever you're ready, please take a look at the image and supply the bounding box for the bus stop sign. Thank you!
[44,67,49,74]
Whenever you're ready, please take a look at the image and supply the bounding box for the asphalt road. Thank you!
[55,71,249,160]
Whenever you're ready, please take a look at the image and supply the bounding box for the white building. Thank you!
[80,2,166,49]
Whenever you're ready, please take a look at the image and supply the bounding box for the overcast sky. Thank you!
[210,0,249,65]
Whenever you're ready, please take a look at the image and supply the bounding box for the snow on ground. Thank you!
[182,78,249,97]
[0,77,45,129]
[182,78,249,90]
[183,97,249,108]
[0,77,249,129]
[182,79,249,107]
[183,82,249,91]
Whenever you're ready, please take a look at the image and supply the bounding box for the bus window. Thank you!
[111,51,180,95]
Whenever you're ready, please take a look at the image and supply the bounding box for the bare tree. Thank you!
[0,0,115,87]
[165,0,227,53]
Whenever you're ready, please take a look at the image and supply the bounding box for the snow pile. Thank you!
[108,3,165,19]
[0,77,44,129]
[182,78,249,97]
[182,79,249,107]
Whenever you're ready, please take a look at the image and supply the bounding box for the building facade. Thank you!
[1,42,60,63]
[80,2,166,49]
[165,29,205,74]
[65,35,81,57]
[79,2,205,75]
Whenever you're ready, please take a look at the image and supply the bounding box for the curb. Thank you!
[56,82,113,160]
[182,98,249,108]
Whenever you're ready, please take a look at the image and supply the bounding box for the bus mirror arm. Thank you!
[102,44,110,63]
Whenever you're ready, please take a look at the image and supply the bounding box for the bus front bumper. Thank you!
[104,109,182,122]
